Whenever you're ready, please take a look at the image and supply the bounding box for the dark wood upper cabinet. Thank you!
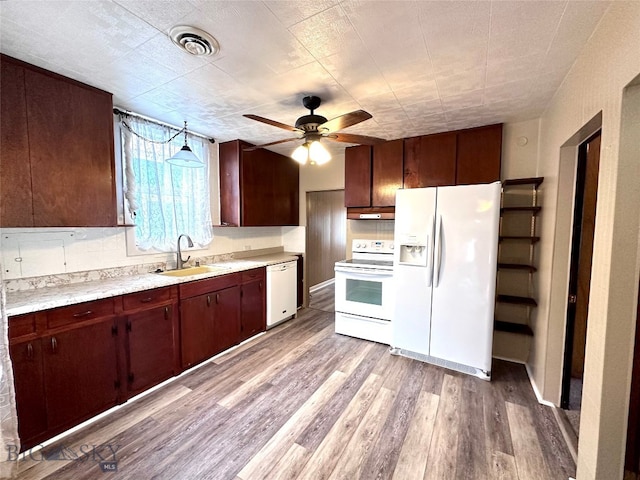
[219,140,299,226]
[456,124,502,185]
[404,132,457,188]
[0,54,116,227]
[344,145,372,207]
[1,59,33,226]
[372,139,404,207]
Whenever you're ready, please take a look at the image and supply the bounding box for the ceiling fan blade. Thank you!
[243,114,303,133]
[243,137,301,151]
[319,110,372,133]
[326,133,386,145]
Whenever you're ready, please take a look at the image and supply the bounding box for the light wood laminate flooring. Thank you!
[17,286,575,479]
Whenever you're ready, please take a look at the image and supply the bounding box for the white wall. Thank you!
[298,151,345,226]
[0,225,292,280]
[501,119,540,179]
[530,3,640,478]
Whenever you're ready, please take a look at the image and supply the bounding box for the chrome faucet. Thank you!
[176,234,194,269]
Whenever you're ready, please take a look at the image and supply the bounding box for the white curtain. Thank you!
[120,116,213,251]
[0,264,19,478]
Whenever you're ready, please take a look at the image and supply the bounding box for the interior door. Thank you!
[561,131,601,407]
[306,190,346,289]
[429,182,501,372]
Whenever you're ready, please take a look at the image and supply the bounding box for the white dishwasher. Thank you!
[266,261,297,328]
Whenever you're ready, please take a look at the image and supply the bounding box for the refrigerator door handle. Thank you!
[426,215,434,287]
[433,215,443,287]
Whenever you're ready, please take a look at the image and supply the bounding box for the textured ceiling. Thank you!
[0,0,611,158]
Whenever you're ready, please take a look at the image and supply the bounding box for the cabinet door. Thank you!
[241,149,299,226]
[24,68,116,226]
[10,339,47,449]
[296,254,304,308]
[240,280,265,342]
[269,149,300,226]
[404,133,456,188]
[1,57,33,227]
[242,148,275,226]
[127,305,176,395]
[344,145,372,207]
[456,124,502,185]
[180,294,215,369]
[219,140,242,226]
[43,320,119,431]
[372,139,403,207]
[213,286,241,354]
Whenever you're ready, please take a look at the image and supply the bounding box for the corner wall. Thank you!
[530,3,640,478]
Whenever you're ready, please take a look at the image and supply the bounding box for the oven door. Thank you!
[334,266,394,321]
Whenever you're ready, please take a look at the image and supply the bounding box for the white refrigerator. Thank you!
[391,182,501,379]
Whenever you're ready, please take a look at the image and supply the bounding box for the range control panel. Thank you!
[351,239,395,254]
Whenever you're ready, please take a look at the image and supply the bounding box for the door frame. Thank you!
[560,130,601,409]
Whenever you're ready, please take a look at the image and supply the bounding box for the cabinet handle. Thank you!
[216,293,220,304]
[140,297,153,303]
[51,337,58,353]
[73,310,93,318]
[165,306,169,319]
[27,343,34,360]
[207,295,211,306]
[259,281,263,291]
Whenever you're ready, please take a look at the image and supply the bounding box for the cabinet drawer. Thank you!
[122,287,174,311]
[179,273,241,299]
[241,268,265,283]
[46,297,115,329]
[9,313,37,340]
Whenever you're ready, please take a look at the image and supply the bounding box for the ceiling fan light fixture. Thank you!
[291,143,309,165]
[308,140,331,165]
[166,121,204,168]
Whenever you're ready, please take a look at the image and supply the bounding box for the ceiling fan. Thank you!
[243,95,385,165]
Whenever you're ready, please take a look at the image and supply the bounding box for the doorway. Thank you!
[306,190,346,290]
[560,131,602,436]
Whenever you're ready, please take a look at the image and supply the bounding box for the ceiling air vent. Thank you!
[169,26,219,57]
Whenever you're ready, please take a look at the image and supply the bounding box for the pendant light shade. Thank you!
[166,121,204,168]
[290,140,331,165]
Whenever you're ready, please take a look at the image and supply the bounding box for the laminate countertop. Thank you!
[5,253,299,317]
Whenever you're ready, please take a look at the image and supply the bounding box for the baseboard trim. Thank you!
[310,278,335,293]
[492,355,527,364]
[523,363,557,407]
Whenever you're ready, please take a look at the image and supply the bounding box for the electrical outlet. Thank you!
[244,245,252,250]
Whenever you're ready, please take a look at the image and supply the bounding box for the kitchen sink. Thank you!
[158,265,231,277]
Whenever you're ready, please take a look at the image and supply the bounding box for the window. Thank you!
[119,115,212,252]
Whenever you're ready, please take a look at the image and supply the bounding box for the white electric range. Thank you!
[334,239,394,344]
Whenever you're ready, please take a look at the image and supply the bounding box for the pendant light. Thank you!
[166,121,204,168]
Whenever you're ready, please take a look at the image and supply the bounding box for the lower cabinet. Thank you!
[10,338,47,448]
[180,274,241,369]
[9,272,265,451]
[43,319,120,431]
[125,304,176,396]
[240,268,266,342]
[120,286,178,397]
